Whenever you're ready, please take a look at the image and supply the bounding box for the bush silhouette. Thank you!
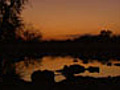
[0,0,28,42]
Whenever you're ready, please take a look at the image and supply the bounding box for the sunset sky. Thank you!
[22,0,120,40]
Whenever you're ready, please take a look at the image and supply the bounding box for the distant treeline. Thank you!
[72,30,120,43]
[44,30,120,43]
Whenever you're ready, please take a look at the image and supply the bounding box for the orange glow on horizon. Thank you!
[22,0,120,40]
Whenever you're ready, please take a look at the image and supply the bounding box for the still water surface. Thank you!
[15,56,120,82]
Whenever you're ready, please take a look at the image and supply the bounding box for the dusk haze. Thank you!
[1,0,120,90]
[23,0,120,40]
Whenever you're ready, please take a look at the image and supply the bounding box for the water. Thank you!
[15,56,120,82]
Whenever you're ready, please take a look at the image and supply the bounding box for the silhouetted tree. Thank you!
[23,31,42,42]
[0,0,28,42]
[100,30,112,37]
[17,24,42,42]
[0,0,29,80]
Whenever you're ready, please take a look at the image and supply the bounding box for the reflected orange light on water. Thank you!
[15,56,120,82]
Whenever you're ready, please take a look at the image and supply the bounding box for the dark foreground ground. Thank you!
[1,41,120,90]
[1,72,120,90]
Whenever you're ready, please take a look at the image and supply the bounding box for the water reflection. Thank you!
[15,56,120,82]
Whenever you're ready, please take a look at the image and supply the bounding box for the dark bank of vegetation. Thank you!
[0,0,120,90]
[1,30,120,62]
[1,69,120,90]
